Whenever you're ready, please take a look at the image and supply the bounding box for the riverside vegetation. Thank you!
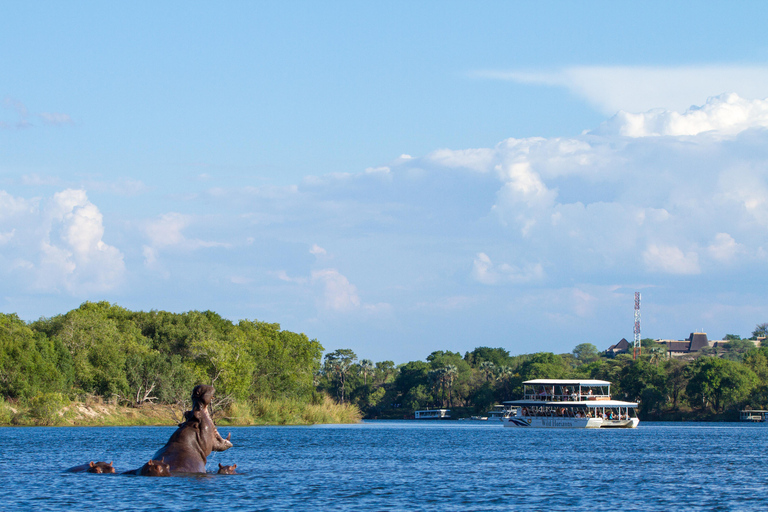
[0,302,360,426]
[2,301,767,425]
[317,327,768,422]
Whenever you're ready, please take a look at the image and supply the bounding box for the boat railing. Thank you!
[523,392,611,401]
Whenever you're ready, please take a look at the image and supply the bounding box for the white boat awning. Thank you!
[504,399,638,407]
[523,379,611,386]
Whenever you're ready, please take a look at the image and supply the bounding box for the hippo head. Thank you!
[141,459,171,477]
[191,385,215,409]
[217,463,237,475]
[87,461,115,474]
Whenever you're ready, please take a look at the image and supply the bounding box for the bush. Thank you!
[0,397,13,425]
[28,392,67,426]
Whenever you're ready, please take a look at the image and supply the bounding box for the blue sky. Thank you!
[3,2,768,362]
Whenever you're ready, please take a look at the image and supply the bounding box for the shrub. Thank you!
[28,392,67,426]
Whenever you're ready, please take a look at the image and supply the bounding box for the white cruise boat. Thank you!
[502,379,639,429]
[414,409,451,420]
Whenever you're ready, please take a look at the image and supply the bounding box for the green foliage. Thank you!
[464,347,513,368]
[0,313,73,399]
[686,357,758,412]
[518,353,569,382]
[572,343,599,365]
[1,303,327,425]
[752,323,768,339]
[28,392,67,425]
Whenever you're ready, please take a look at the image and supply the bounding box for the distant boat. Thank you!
[502,379,639,429]
[414,409,451,420]
[487,404,516,421]
[740,409,768,422]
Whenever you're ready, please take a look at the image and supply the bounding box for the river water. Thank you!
[0,421,766,511]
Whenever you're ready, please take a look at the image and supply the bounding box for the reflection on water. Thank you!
[0,421,767,511]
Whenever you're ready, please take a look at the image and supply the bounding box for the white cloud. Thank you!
[471,252,544,285]
[38,112,73,125]
[145,212,229,250]
[0,189,125,294]
[272,270,308,285]
[311,268,361,312]
[643,244,701,275]
[595,93,768,137]
[310,244,327,256]
[707,233,742,262]
[474,65,768,115]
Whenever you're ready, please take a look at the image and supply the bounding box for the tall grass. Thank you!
[0,394,361,427]
[220,395,362,426]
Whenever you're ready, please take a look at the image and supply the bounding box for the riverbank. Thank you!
[0,395,362,427]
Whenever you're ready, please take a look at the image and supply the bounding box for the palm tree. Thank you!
[479,361,496,383]
[496,365,514,397]
[323,349,357,403]
[360,359,374,385]
[429,367,446,407]
[444,364,458,407]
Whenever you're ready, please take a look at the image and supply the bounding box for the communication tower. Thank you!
[633,292,641,359]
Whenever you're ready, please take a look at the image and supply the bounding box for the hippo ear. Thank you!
[89,462,95,467]
[226,432,231,440]
[148,459,155,466]
[232,464,237,469]
[219,463,224,469]
[109,462,113,467]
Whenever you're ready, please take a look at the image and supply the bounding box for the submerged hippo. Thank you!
[217,463,237,474]
[66,461,116,474]
[123,459,171,477]
[150,385,232,473]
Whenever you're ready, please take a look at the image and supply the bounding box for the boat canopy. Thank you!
[504,399,637,408]
[523,379,610,386]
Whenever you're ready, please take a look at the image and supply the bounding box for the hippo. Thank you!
[150,385,232,473]
[123,459,171,477]
[217,463,237,474]
[65,461,116,474]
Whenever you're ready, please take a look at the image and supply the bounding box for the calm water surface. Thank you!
[0,421,766,511]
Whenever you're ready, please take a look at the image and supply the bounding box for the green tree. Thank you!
[572,343,599,365]
[518,353,570,382]
[752,323,768,339]
[359,359,374,385]
[686,357,758,412]
[720,339,757,361]
[464,347,512,368]
[479,361,496,383]
[664,359,689,411]
[323,349,358,403]
[0,314,73,399]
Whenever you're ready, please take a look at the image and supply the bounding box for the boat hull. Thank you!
[502,417,639,429]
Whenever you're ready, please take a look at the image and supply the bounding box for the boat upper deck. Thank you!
[520,379,612,402]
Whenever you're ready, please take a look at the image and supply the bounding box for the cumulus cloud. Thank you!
[595,93,768,137]
[643,244,701,275]
[0,189,125,294]
[707,233,742,262]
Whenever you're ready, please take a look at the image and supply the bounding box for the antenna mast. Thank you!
[633,292,641,359]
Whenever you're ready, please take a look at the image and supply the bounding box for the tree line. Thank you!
[2,301,767,422]
[0,301,323,417]
[318,328,768,420]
